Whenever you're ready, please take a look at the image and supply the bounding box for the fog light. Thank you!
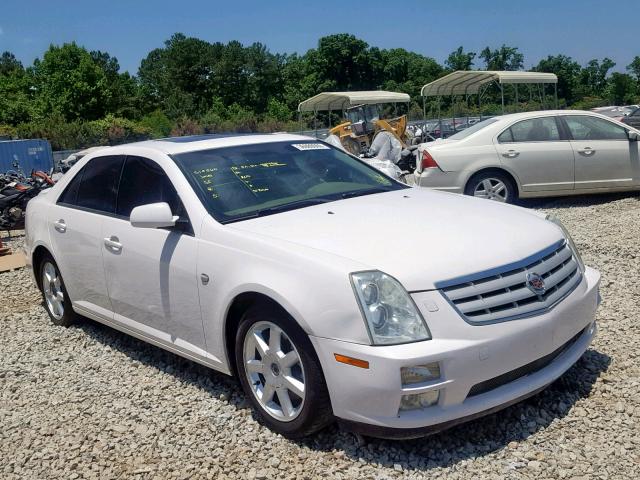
[401,363,440,386]
[399,390,440,411]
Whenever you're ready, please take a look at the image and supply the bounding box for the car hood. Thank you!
[229,188,564,291]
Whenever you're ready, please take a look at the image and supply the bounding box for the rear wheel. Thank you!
[39,255,76,327]
[465,171,516,203]
[235,305,332,437]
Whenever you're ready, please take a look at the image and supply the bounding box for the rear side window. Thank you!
[116,156,185,219]
[564,115,628,140]
[75,156,124,213]
[502,117,561,142]
[57,170,83,205]
[58,155,124,214]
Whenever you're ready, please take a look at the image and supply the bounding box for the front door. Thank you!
[494,116,575,192]
[100,155,205,353]
[563,114,638,190]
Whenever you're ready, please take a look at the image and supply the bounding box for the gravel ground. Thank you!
[1,192,639,479]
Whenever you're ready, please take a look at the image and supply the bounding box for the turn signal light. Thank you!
[334,354,369,369]
[420,150,439,170]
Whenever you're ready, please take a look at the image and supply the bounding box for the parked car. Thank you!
[24,133,600,439]
[60,146,108,173]
[414,110,640,203]
[621,107,640,130]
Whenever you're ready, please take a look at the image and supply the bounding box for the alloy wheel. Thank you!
[42,261,65,320]
[474,178,509,202]
[242,321,306,422]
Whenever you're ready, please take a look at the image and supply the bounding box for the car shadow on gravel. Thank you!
[517,191,639,209]
[72,315,610,472]
[297,349,611,472]
[72,317,246,404]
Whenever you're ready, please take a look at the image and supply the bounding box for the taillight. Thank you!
[420,150,439,170]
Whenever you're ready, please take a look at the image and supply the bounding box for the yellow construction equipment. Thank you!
[298,91,412,155]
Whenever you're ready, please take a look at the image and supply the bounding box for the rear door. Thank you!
[494,116,575,192]
[48,155,125,319]
[562,114,637,190]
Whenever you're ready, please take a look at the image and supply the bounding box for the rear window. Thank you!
[447,118,498,140]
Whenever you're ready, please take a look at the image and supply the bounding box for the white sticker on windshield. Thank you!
[291,143,329,151]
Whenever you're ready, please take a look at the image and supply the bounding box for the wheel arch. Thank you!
[464,166,521,197]
[223,291,312,377]
[32,244,54,291]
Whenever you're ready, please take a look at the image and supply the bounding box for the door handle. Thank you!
[103,236,123,252]
[53,219,66,233]
[502,149,519,158]
[578,147,595,156]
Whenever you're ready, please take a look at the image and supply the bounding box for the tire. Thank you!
[465,170,517,203]
[342,137,362,156]
[38,254,77,327]
[234,304,333,438]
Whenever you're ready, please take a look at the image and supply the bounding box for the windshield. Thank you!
[172,140,405,223]
[448,117,499,140]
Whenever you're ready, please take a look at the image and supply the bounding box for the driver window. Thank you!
[116,156,188,224]
[564,115,628,141]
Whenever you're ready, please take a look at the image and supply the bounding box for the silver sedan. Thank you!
[414,110,640,202]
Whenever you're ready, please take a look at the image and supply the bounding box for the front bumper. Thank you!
[310,266,600,438]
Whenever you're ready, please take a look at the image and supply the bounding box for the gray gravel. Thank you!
[2,192,640,479]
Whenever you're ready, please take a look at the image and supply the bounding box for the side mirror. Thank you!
[130,202,178,229]
[628,130,640,142]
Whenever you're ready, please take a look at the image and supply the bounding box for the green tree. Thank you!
[534,54,582,104]
[139,33,218,118]
[579,58,616,97]
[445,46,476,71]
[627,56,640,83]
[479,45,524,71]
[31,43,117,121]
[607,72,637,105]
[0,51,34,125]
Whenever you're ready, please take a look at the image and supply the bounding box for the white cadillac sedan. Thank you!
[24,134,600,439]
[414,110,640,203]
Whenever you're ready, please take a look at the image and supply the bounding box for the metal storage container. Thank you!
[0,139,54,174]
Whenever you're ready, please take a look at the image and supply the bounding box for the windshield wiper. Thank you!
[340,187,392,200]
[222,197,334,224]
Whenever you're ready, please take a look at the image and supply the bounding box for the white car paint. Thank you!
[24,133,600,436]
[414,110,640,199]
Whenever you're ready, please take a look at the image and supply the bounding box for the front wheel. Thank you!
[465,171,516,203]
[235,305,332,437]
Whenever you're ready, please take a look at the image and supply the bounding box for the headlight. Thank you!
[350,271,431,345]
[546,215,585,273]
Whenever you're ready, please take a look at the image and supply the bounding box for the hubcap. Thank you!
[42,262,64,320]
[243,321,306,422]
[474,178,508,202]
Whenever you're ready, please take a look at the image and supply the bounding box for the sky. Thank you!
[0,0,637,74]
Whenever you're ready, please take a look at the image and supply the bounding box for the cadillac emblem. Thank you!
[526,272,546,295]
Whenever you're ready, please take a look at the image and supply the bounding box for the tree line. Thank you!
[1,33,639,150]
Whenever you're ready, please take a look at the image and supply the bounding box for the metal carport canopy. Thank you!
[420,71,558,97]
[298,91,410,112]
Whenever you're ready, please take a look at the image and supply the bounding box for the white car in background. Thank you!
[25,133,600,439]
[414,110,640,203]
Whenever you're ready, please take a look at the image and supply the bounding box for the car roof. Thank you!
[104,133,316,156]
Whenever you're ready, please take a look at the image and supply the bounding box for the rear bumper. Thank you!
[310,266,600,437]
[413,168,466,193]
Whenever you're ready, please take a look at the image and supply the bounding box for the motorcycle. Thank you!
[0,170,55,230]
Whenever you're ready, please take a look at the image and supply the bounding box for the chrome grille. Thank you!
[440,241,582,324]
